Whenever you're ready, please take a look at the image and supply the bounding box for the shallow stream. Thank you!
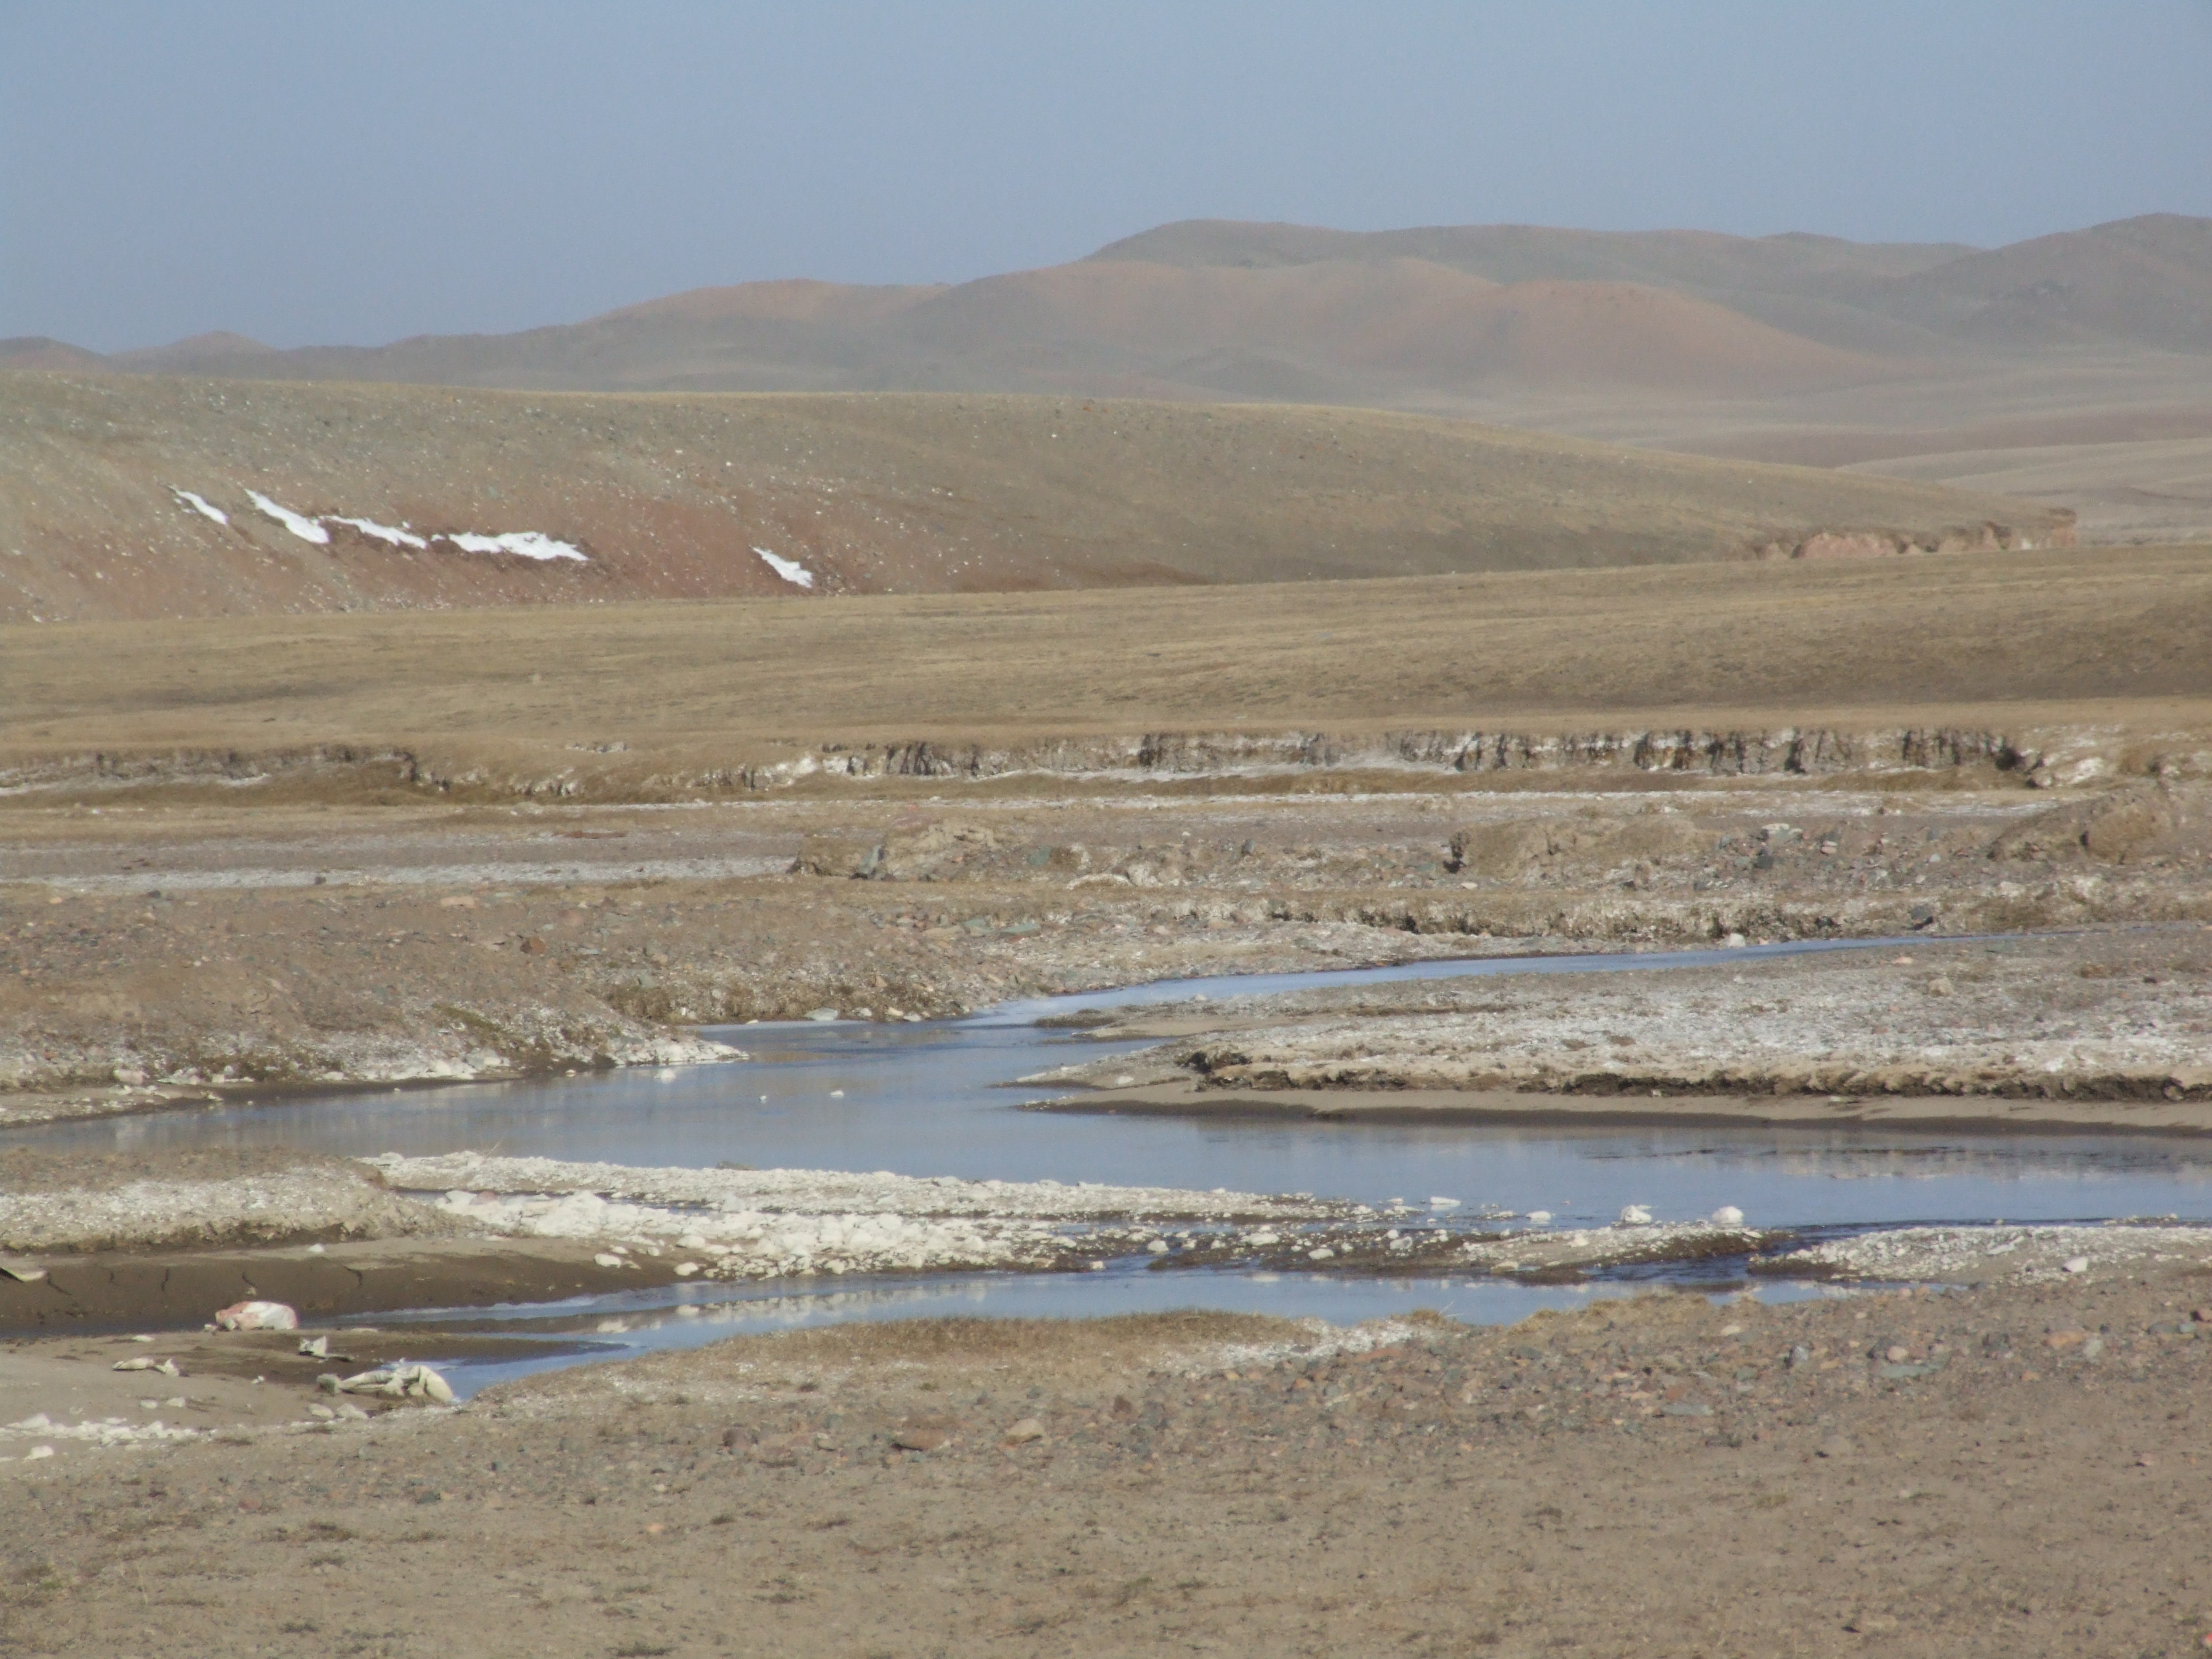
[30,939,2212,1392]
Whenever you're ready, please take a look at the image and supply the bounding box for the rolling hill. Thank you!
[0,372,2071,623]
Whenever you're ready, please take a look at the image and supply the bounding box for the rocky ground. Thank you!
[8,1261,2212,1658]
[3,776,2208,1122]
[1031,924,2212,1119]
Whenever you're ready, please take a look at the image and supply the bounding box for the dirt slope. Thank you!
[0,371,2069,624]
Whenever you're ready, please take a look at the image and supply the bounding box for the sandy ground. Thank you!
[7,1264,2212,1658]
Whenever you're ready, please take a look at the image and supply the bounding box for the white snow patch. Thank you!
[439,531,587,563]
[169,488,228,525]
[329,515,428,549]
[245,491,330,544]
[753,546,815,589]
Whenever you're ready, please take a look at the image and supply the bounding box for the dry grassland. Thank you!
[8,546,2209,793]
[0,372,2071,623]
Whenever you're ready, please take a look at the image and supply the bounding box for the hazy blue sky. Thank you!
[5,2,2209,351]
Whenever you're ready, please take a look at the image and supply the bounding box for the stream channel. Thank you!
[30,939,2212,1394]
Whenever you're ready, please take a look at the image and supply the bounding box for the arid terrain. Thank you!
[4,297,2212,1649]
[10,1270,2212,1657]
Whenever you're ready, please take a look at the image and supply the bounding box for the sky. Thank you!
[4,2,2209,353]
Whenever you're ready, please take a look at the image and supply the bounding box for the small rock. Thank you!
[594,1252,624,1268]
[1818,1436,1856,1459]
[1001,1417,1046,1445]
[891,1428,949,1452]
[1710,1206,1745,1226]
[2062,1256,2090,1274]
[1111,1396,1138,1420]
[1788,1345,1812,1370]
[805,1008,840,1022]
[1926,976,1954,997]
[25,1446,53,1462]
[330,1362,455,1404]
[1885,1345,1911,1364]
[518,936,547,955]
[1844,1611,1898,1634]
[1523,1211,1552,1225]
[1618,1204,1654,1226]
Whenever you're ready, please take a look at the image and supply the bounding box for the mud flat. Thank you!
[8,1258,2212,1656]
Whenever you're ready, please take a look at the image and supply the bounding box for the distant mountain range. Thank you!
[8,214,2209,405]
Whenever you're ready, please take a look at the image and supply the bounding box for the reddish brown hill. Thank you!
[22,215,2208,405]
[0,337,108,372]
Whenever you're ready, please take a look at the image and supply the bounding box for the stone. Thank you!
[330,1362,455,1404]
[1710,1206,1745,1226]
[891,1427,949,1452]
[112,1356,181,1376]
[1001,1417,1046,1445]
[2062,1256,2090,1274]
[1618,1204,1654,1226]
[518,936,547,955]
[1885,1345,1911,1363]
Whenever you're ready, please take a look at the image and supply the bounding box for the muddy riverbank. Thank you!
[8,1263,2212,1656]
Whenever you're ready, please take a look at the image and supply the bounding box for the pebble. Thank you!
[1618,1204,1654,1226]
[2063,1256,2090,1274]
[1710,1206,1745,1226]
[891,1428,949,1452]
[1001,1417,1046,1445]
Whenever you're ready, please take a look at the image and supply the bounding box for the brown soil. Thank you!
[0,371,2072,623]
[7,1272,2212,1656]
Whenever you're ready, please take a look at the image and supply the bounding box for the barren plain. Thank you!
[5,387,2212,1650]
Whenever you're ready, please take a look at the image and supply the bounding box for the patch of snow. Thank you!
[245,491,330,544]
[169,488,228,525]
[329,515,428,549]
[439,531,586,563]
[753,546,815,589]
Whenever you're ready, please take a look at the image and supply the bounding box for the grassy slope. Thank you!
[0,372,2070,623]
[8,547,2207,784]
